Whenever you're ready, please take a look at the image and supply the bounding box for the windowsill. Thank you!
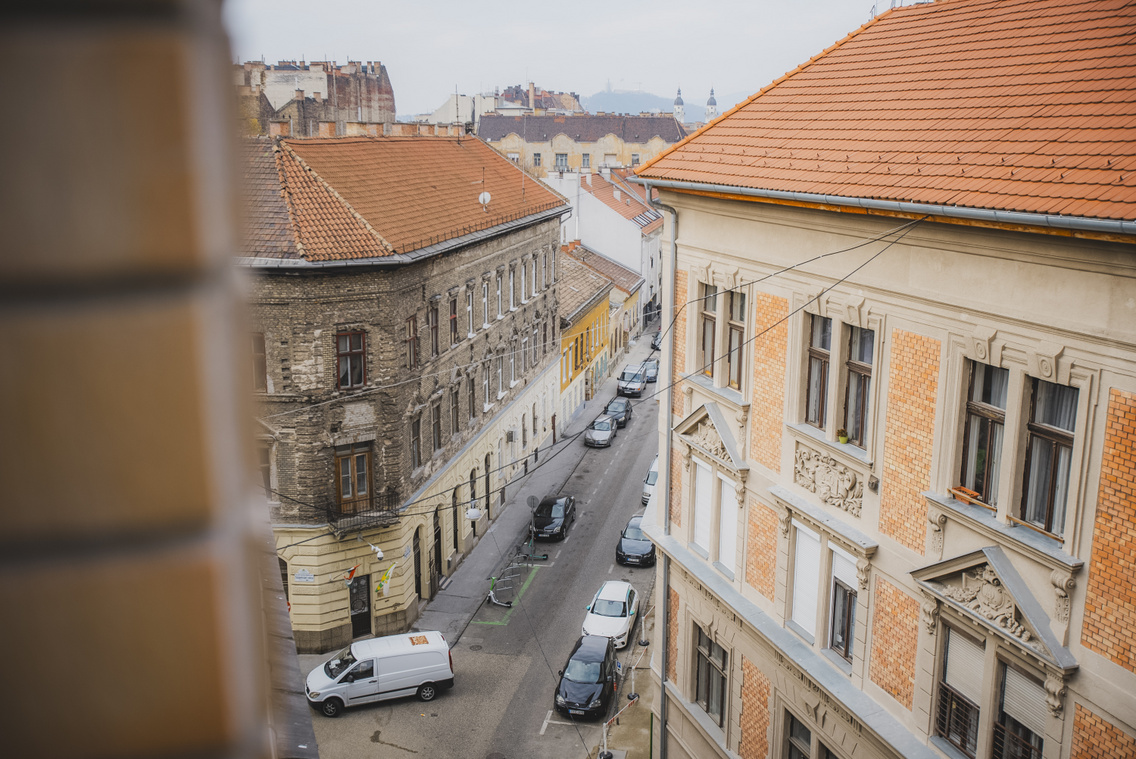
[509,306,518,313]
[925,491,1083,572]
[712,561,735,582]
[497,314,505,321]
[688,542,709,560]
[770,485,879,555]
[786,619,815,646]
[822,647,853,676]
[684,372,747,410]
[482,403,495,413]
[662,682,726,746]
[510,380,519,389]
[496,391,507,400]
[789,422,873,467]
[467,332,476,339]
[482,323,490,329]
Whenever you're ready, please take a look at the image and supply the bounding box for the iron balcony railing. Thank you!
[324,490,401,535]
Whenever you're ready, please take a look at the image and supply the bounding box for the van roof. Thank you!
[350,630,447,659]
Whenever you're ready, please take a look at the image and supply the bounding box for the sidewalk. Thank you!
[412,321,661,643]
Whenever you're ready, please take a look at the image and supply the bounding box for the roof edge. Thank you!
[632,177,1136,239]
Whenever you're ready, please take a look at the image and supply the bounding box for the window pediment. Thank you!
[675,402,747,474]
[913,546,1077,673]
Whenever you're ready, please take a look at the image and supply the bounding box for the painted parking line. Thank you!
[470,565,540,627]
[608,564,614,574]
[539,709,576,735]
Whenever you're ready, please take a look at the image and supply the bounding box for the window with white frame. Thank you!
[496,274,503,317]
[521,337,528,373]
[784,711,838,759]
[698,283,717,377]
[716,473,737,574]
[466,289,475,335]
[509,267,516,310]
[692,459,713,554]
[726,291,746,390]
[496,356,504,397]
[806,315,831,428]
[828,546,858,661]
[790,521,822,639]
[482,363,490,409]
[482,281,490,326]
[843,326,874,447]
[1019,378,1077,537]
[531,256,538,295]
[521,261,528,301]
[960,362,1009,507]
[694,624,728,728]
[936,626,984,757]
[468,376,476,422]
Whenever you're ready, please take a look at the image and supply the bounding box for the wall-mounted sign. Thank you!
[293,569,316,584]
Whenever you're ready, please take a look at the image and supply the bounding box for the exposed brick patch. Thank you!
[745,497,778,600]
[666,586,679,682]
[739,656,771,759]
[749,292,788,473]
[1081,388,1136,672]
[879,328,939,554]
[672,270,688,418]
[869,576,919,710]
[669,446,683,528]
[1071,703,1136,759]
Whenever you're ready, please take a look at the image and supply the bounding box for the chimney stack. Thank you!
[268,120,290,137]
[294,89,304,101]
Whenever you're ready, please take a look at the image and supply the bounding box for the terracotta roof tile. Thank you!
[578,172,663,233]
[557,250,613,323]
[637,0,1136,222]
[561,241,644,295]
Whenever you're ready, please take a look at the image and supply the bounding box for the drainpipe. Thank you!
[642,179,676,759]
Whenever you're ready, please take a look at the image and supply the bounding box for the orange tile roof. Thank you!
[562,240,644,295]
[582,172,663,234]
[245,135,567,262]
[637,0,1136,223]
[558,249,614,324]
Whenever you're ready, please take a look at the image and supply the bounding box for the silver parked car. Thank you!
[584,414,618,447]
[617,365,647,397]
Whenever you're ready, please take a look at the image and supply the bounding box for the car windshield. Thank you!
[592,598,627,617]
[324,646,357,679]
[535,499,565,518]
[623,521,647,541]
[592,419,612,431]
[645,471,658,485]
[620,369,638,380]
[564,658,603,683]
[607,400,626,412]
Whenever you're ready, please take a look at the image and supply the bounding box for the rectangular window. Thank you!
[533,153,541,167]
[404,317,418,370]
[507,152,519,163]
[717,474,736,572]
[496,356,503,396]
[521,261,528,301]
[693,459,712,552]
[555,153,568,170]
[449,298,459,345]
[451,390,460,434]
[252,333,267,391]
[432,402,442,451]
[694,625,728,727]
[509,268,516,309]
[496,274,503,316]
[410,419,421,469]
[337,331,366,389]
[631,153,640,166]
[791,521,821,639]
[482,281,489,326]
[1019,378,1077,537]
[829,547,858,661]
[996,666,1046,759]
[582,153,590,169]
[542,251,548,288]
[727,291,745,390]
[936,627,984,758]
[786,712,812,759]
[699,284,717,377]
[256,443,272,497]
[961,363,1009,506]
[531,258,538,296]
[844,326,874,446]
[483,364,490,407]
[466,290,474,334]
[335,443,371,513]
[428,303,439,357]
[510,346,516,385]
[468,378,476,422]
[603,153,617,166]
[806,315,831,428]
[521,337,528,374]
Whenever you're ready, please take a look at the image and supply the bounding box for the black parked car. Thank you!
[531,495,576,540]
[616,514,656,566]
[555,635,617,719]
[604,397,633,427]
[641,358,659,383]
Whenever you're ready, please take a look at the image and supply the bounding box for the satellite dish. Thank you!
[478,191,491,211]
[466,507,482,520]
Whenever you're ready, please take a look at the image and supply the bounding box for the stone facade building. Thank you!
[242,134,567,652]
[635,1,1136,758]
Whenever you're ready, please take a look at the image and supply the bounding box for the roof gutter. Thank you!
[238,205,570,269]
[631,177,1136,238]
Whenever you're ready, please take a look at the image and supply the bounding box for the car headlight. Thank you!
[589,697,603,708]
[556,694,566,705]
[308,691,320,699]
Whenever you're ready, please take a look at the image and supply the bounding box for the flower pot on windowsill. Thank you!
[836,429,849,444]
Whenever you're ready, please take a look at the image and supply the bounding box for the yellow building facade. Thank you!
[558,250,613,422]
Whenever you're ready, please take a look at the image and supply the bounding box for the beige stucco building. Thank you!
[635,1,1136,758]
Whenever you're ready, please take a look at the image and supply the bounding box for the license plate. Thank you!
[569,709,584,715]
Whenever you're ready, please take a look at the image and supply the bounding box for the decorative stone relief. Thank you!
[794,445,864,516]
[779,508,791,537]
[921,597,940,636]
[1050,569,1075,623]
[972,325,998,363]
[857,558,871,591]
[935,565,1032,643]
[687,419,729,461]
[1045,673,1066,717]
[928,508,948,557]
[681,444,692,472]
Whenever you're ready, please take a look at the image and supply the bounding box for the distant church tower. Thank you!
[706,88,718,121]
[673,88,685,123]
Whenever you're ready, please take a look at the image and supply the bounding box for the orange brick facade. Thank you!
[666,586,679,682]
[669,446,683,529]
[1070,703,1136,759]
[869,576,919,710]
[749,291,788,473]
[745,497,778,601]
[1081,388,1136,672]
[739,656,771,759]
[672,270,688,418]
[879,328,939,554]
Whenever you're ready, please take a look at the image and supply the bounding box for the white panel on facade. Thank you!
[831,544,858,588]
[693,459,712,551]
[1002,666,1047,737]
[717,474,737,572]
[791,520,821,636]
[945,627,985,704]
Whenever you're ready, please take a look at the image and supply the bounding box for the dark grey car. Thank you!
[584,414,618,447]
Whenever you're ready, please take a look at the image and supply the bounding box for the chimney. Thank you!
[318,121,336,137]
[528,81,535,109]
[613,188,621,201]
[294,89,304,101]
[313,91,321,102]
[268,120,290,137]
[585,173,592,187]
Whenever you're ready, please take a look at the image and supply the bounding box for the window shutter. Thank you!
[717,474,737,571]
[791,521,821,636]
[831,544,858,588]
[945,628,985,704]
[693,460,712,551]
[1002,666,1047,737]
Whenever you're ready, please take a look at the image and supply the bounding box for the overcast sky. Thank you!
[223,0,880,117]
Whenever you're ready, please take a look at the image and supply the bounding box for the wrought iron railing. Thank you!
[325,489,400,534]
[992,721,1043,759]
[936,682,979,758]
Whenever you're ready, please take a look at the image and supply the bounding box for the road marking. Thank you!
[554,549,561,559]
[470,566,540,627]
[608,564,614,574]
[540,710,576,735]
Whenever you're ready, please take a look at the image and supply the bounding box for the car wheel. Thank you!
[417,683,437,702]
[320,698,343,718]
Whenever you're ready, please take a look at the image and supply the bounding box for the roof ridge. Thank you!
[270,141,308,259]
[635,8,894,177]
[278,140,395,256]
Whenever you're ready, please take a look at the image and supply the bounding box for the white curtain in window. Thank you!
[717,474,737,571]
[791,521,821,636]
[1003,666,1047,737]
[693,459,712,551]
[945,628,985,704]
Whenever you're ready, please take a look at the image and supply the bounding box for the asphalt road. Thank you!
[302,388,661,759]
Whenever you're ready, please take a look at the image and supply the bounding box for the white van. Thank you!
[642,455,659,505]
[306,630,454,717]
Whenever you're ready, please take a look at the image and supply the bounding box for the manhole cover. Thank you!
[470,645,483,651]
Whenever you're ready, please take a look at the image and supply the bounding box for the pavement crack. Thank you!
[370,730,419,754]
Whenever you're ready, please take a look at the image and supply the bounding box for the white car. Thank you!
[642,455,659,505]
[581,580,640,649]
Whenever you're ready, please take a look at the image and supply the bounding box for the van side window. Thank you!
[351,660,374,679]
